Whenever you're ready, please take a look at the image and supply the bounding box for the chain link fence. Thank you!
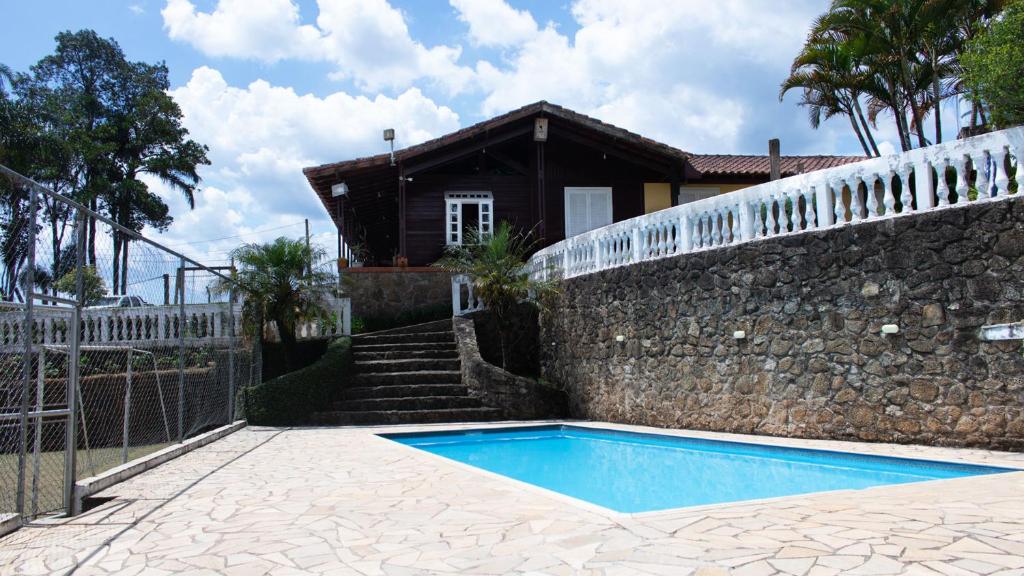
[0,164,255,520]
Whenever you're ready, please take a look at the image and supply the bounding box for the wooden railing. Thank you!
[527,126,1024,280]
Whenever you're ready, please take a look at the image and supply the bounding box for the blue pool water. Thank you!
[383,425,1012,513]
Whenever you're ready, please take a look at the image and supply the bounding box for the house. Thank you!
[303,101,861,268]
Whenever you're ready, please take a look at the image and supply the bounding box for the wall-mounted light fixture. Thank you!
[733,330,746,339]
[331,182,349,197]
[615,335,625,342]
[881,324,900,335]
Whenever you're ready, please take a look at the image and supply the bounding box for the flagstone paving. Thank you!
[2,422,1024,575]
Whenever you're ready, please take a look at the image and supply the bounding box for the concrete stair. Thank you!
[311,320,504,426]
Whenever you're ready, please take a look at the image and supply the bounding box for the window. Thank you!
[564,187,613,238]
[678,186,721,205]
[445,192,494,245]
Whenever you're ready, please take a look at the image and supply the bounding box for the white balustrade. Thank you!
[528,126,1024,280]
[1,295,352,349]
[452,274,485,316]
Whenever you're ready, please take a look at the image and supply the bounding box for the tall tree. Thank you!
[781,36,881,156]
[788,0,1002,150]
[962,0,1024,128]
[14,30,209,295]
[104,58,208,294]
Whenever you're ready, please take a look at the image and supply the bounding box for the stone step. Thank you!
[352,371,462,386]
[310,407,504,426]
[354,331,454,345]
[355,358,461,373]
[334,395,484,412]
[354,349,458,361]
[352,342,457,353]
[342,384,471,400]
[354,319,452,337]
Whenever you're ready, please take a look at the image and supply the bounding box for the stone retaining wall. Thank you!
[540,198,1024,450]
[453,317,567,420]
[342,268,451,319]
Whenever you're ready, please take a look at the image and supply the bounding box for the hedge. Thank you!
[241,337,352,425]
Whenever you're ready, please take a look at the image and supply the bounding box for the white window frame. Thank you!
[564,186,613,238]
[445,191,494,245]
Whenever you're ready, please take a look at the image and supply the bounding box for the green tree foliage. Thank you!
[54,265,107,305]
[434,222,558,369]
[0,30,208,300]
[961,1,1024,128]
[216,237,335,371]
[784,0,1003,153]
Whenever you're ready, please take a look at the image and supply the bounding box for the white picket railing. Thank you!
[0,295,352,349]
[527,126,1024,281]
[452,274,485,316]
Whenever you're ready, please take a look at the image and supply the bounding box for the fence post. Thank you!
[227,284,235,423]
[122,349,132,464]
[31,346,44,516]
[17,185,38,517]
[177,258,186,444]
[64,209,85,515]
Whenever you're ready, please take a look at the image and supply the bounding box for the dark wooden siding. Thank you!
[405,172,532,266]
[401,131,669,265]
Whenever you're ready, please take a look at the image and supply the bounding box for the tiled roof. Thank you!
[302,100,865,186]
[303,100,690,178]
[688,154,864,178]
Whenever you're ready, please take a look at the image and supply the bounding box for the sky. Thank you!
[1,0,964,266]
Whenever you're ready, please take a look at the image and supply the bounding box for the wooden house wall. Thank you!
[401,136,666,266]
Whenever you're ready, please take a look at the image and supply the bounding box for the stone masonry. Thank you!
[342,268,451,319]
[541,198,1024,450]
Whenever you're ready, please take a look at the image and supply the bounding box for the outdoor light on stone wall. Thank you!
[733,330,746,339]
[881,324,900,335]
[615,335,625,342]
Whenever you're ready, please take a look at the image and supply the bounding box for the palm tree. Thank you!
[435,222,557,369]
[797,0,1003,150]
[217,237,335,372]
[781,35,881,156]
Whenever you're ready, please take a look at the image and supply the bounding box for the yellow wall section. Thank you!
[643,183,671,213]
[645,182,755,213]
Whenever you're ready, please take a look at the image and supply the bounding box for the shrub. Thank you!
[241,337,352,425]
[962,2,1024,129]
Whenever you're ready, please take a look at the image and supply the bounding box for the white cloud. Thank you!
[128,3,145,15]
[470,0,830,154]
[152,66,461,261]
[161,0,474,93]
[450,0,538,47]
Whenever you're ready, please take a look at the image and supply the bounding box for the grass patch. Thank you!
[0,442,171,517]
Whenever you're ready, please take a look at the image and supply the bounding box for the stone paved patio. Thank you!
[2,421,1024,575]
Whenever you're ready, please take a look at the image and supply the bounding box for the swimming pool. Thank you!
[383,425,1013,513]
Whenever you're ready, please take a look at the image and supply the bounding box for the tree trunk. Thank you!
[120,238,128,295]
[275,313,297,373]
[932,55,943,144]
[853,98,881,157]
[848,115,872,157]
[88,197,97,266]
[111,232,121,295]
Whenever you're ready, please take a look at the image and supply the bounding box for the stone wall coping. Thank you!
[73,420,246,514]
